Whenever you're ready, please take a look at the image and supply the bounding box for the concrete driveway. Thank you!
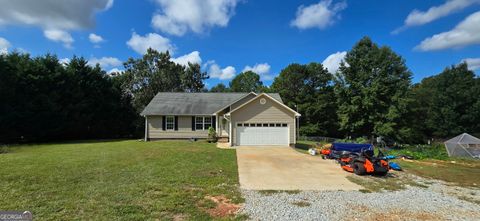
[236,146,361,191]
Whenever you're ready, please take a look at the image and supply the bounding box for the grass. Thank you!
[0,140,243,220]
[291,201,311,207]
[294,140,321,154]
[348,158,480,192]
[397,159,480,187]
[257,190,301,196]
[347,174,428,193]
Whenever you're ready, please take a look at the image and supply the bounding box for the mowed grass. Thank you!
[0,140,242,220]
[397,159,480,187]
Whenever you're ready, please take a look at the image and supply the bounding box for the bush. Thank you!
[0,145,9,154]
[207,127,218,143]
[387,144,449,160]
[337,137,369,144]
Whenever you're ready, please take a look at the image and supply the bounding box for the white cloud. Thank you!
[89,33,104,43]
[462,58,480,71]
[207,61,236,80]
[126,32,175,55]
[108,68,123,74]
[43,29,74,48]
[242,63,270,75]
[171,51,202,66]
[0,0,112,47]
[88,56,122,69]
[242,63,273,80]
[0,0,113,30]
[0,37,11,54]
[322,51,347,74]
[393,0,480,33]
[291,0,347,30]
[416,11,480,51]
[151,0,239,36]
[59,58,70,65]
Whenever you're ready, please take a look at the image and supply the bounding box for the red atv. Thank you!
[339,149,390,176]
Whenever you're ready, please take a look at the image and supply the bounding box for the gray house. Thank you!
[141,92,301,146]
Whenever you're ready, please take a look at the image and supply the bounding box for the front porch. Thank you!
[216,107,231,144]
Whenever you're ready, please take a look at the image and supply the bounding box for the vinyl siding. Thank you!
[230,93,256,110]
[147,116,208,139]
[230,95,296,145]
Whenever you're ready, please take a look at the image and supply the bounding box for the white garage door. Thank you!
[236,123,289,146]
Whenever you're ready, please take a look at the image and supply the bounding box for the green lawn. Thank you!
[0,140,242,220]
[294,140,322,154]
[397,159,480,187]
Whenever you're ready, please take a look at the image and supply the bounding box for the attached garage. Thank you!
[228,94,301,147]
[236,123,289,146]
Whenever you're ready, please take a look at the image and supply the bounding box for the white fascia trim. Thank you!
[226,93,301,117]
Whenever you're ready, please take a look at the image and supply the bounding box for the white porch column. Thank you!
[229,117,232,146]
[144,116,148,142]
[216,114,219,135]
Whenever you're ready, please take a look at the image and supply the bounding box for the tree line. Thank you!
[1,37,479,144]
[0,49,207,143]
[210,37,480,143]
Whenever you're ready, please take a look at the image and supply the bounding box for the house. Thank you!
[141,92,301,146]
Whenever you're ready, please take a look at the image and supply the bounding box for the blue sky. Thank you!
[0,0,479,87]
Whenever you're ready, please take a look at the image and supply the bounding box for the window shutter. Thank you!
[162,116,166,131]
[192,116,195,131]
[174,116,178,131]
[212,116,216,131]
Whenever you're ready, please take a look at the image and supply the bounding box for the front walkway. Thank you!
[236,146,361,191]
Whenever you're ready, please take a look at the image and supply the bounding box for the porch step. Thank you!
[218,137,229,143]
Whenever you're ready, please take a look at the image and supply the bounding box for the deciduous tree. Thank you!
[229,71,263,92]
[271,63,338,137]
[335,37,413,141]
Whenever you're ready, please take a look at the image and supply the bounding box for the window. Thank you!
[250,123,256,127]
[204,116,212,129]
[276,123,281,127]
[195,116,212,130]
[243,123,249,127]
[257,123,262,127]
[269,123,275,127]
[237,123,242,127]
[166,116,175,130]
[263,123,268,127]
[282,123,288,127]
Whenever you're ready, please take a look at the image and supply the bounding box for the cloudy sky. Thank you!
[0,0,479,86]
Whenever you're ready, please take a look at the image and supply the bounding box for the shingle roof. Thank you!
[141,92,283,116]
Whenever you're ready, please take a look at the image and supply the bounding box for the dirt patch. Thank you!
[367,209,442,221]
[204,195,242,218]
[347,206,443,221]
